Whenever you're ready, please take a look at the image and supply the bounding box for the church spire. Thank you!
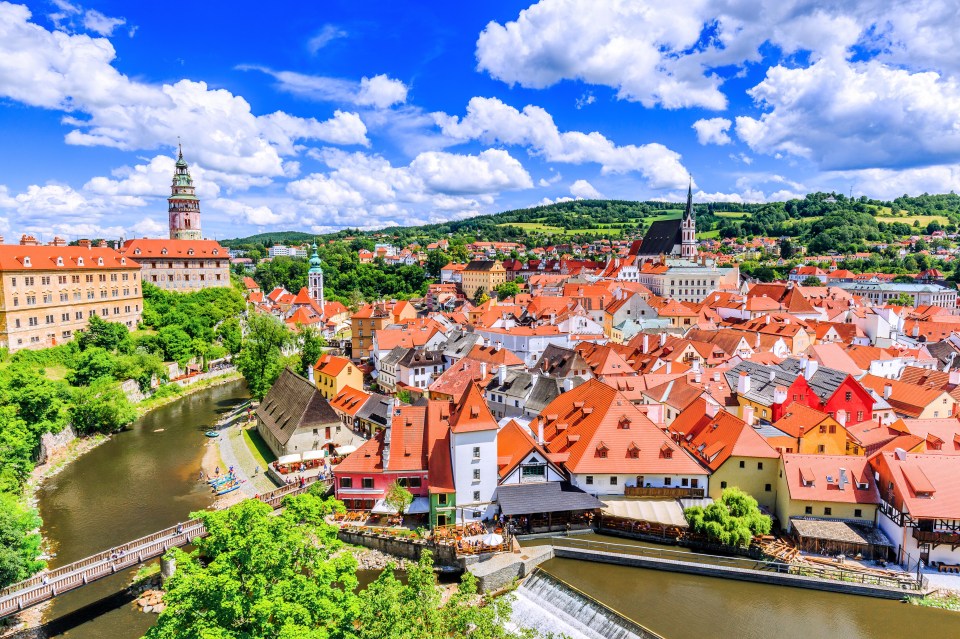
[680,177,697,260]
[683,178,694,221]
[169,142,202,240]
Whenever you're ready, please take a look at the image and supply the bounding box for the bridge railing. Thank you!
[0,476,330,619]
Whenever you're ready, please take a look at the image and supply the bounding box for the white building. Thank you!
[449,385,500,522]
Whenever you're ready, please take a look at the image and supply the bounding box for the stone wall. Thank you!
[336,531,460,567]
[37,424,76,465]
[467,545,554,592]
[121,378,148,403]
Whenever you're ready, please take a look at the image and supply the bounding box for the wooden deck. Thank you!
[0,477,329,620]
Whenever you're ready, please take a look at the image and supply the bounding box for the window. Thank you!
[845,391,852,401]
[362,478,374,489]
[339,477,352,488]
[805,506,813,515]
[472,446,480,459]
[691,478,699,488]
[585,476,594,485]
[854,509,862,518]
[26,295,35,305]
[408,477,422,488]
[817,445,825,453]
[473,491,481,501]
[765,483,772,492]
[609,476,618,486]
[473,469,480,481]
[823,507,832,516]
[757,462,763,470]
[681,478,689,487]
[438,493,447,505]
[739,460,745,468]
[664,477,672,486]
[720,481,727,489]
[28,317,38,327]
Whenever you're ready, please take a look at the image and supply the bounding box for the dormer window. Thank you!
[23,257,31,267]
[77,257,84,266]
[97,257,104,266]
[134,249,141,255]
[618,417,631,429]
[660,443,673,459]
[627,442,640,458]
[56,257,63,266]
[161,248,168,255]
[595,442,609,458]
[120,258,126,265]
[212,249,219,255]
[187,249,195,255]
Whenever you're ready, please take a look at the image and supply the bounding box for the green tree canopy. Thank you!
[383,480,413,516]
[0,493,44,588]
[69,378,136,435]
[684,487,771,547]
[298,326,327,378]
[495,281,521,300]
[77,315,129,352]
[236,314,292,400]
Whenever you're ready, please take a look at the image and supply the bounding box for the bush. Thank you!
[684,488,771,547]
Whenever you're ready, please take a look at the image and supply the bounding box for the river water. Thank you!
[526,534,960,638]
[34,380,249,638]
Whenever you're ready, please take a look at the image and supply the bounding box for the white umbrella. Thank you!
[481,532,504,546]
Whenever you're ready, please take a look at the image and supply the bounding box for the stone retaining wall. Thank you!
[554,547,916,600]
[37,424,76,465]
[468,545,555,592]
[336,531,460,567]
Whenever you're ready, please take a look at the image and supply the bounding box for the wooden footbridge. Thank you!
[0,476,328,619]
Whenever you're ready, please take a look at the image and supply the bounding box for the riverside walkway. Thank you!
[0,477,329,619]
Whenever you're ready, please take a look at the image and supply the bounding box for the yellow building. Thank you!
[0,243,143,352]
[313,354,363,400]
[772,404,849,456]
[775,454,879,532]
[350,300,417,362]
[460,260,506,299]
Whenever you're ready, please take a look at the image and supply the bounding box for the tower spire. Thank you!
[168,142,202,240]
[683,177,694,221]
[680,177,696,260]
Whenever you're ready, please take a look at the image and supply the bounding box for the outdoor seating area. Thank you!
[431,522,510,555]
[789,518,893,561]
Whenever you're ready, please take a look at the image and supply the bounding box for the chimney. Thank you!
[737,371,751,394]
[308,363,316,384]
[773,385,787,405]
[804,358,819,380]
[692,359,701,374]
[836,409,847,427]
[479,362,487,379]
[765,315,770,325]
[666,361,672,374]
[950,368,960,386]
[768,370,776,383]
[562,378,574,393]
[642,334,649,354]
[713,372,721,382]
[743,405,755,426]
[694,372,702,384]
[706,403,719,418]
[659,333,666,347]
[537,420,544,445]
[912,324,919,337]
[498,364,507,385]
[894,447,907,461]
[838,467,848,491]
[883,383,892,400]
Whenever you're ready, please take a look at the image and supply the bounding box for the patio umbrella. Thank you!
[481,533,504,546]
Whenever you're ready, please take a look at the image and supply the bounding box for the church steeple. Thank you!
[168,142,202,240]
[680,178,697,260]
[308,242,325,310]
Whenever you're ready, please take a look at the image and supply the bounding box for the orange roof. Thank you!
[860,374,950,418]
[450,383,498,433]
[537,379,704,476]
[0,245,139,271]
[428,358,493,401]
[773,404,832,439]
[781,454,879,505]
[497,420,554,480]
[120,238,227,258]
[425,400,455,493]
[243,276,259,290]
[314,354,353,377]
[466,343,524,367]
[874,452,960,519]
[670,400,778,471]
[329,385,371,417]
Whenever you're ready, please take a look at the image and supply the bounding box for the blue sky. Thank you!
[1,0,960,241]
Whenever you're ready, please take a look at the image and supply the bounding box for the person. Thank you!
[198,470,205,481]
[176,523,184,535]
[229,465,234,474]
[215,466,221,477]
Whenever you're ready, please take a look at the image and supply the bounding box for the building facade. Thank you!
[0,244,143,352]
[120,239,231,291]
[168,145,202,241]
[460,260,507,299]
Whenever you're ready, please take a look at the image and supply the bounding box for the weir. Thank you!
[508,568,663,639]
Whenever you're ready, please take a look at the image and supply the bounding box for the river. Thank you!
[34,379,250,638]
[526,534,960,638]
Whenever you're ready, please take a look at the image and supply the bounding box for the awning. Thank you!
[302,450,325,461]
[277,453,302,465]
[790,518,893,547]
[370,497,432,515]
[600,497,688,528]
[497,482,603,516]
[335,444,358,455]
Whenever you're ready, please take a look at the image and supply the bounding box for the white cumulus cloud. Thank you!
[692,118,732,145]
[569,179,602,199]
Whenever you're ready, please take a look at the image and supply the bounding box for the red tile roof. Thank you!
[120,238,227,258]
[450,383,499,433]
[0,245,139,271]
[781,454,879,505]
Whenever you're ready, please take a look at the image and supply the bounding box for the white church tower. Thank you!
[308,243,325,309]
[681,179,697,261]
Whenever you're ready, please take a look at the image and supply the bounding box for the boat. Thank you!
[208,474,235,487]
[204,430,219,438]
[215,481,244,496]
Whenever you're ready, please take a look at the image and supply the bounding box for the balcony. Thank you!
[624,486,704,499]
[913,528,960,548]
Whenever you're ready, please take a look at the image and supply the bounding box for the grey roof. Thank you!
[527,376,578,414]
[256,368,339,446]
[487,370,535,400]
[790,518,893,547]
[751,420,792,440]
[497,481,602,516]
[724,361,797,405]
[464,260,500,271]
[926,340,960,368]
[356,392,393,428]
[635,218,682,257]
[398,348,444,368]
[441,330,482,360]
[780,358,850,402]
[533,344,588,377]
[381,346,409,368]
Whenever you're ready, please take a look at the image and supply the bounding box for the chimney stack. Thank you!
[659,333,666,347]
[706,403,719,418]
[894,447,907,461]
[666,361,672,374]
[562,378,574,393]
[836,409,847,427]
[737,371,751,395]
[498,364,507,385]
[949,368,960,386]
[773,385,787,405]
[642,334,649,354]
[537,420,544,445]
[743,405,755,426]
[883,383,893,400]
[479,362,487,379]
[804,358,819,380]
[838,467,848,491]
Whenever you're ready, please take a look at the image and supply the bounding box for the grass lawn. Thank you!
[697,230,721,239]
[876,214,949,226]
[243,426,277,467]
[130,328,158,338]
[714,211,748,218]
[42,364,70,381]
[497,222,565,234]
[647,212,683,223]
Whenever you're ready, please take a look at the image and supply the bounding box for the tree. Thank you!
[69,378,136,434]
[235,314,291,400]
[298,326,327,378]
[158,326,194,364]
[891,292,915,306]
[800,276,824,286]
[473,288,490,305]
[145,494,356,639]
[425,250,451,278]
[77,315,129,352]
[217,318,242,354]
[384,480,413,516]
[0,493,44,588]
[495,281,520,300]
[684,488,771,547]
[68,347,117,386]
[779,238,795,260]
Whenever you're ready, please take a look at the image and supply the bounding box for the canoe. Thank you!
[204,431,219,438]
[208,474,235,487]
[216,482,243,496]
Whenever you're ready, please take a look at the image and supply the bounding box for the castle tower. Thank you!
[308,242,325,310]
[681,179,697,260]
[168,143,202,240]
